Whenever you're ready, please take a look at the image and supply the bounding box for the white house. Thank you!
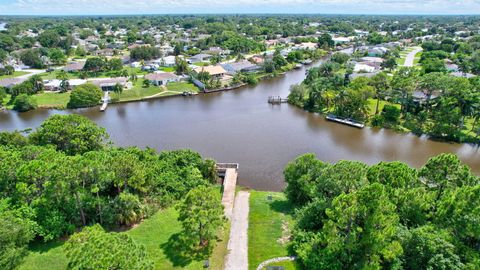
[144,72,180,86]
[354,63,376,73]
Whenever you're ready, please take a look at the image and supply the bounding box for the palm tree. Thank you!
[28,74,44,94]
[369,72,390,115]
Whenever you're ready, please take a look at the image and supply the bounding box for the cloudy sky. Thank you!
[0,0,478,15]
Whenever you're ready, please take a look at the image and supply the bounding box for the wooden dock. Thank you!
[268,96,288,104]
[99,91,110,112]
[326,114,365,128]
[217,163,239,219]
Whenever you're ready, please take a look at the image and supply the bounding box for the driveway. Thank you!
[403,47,422,67]
[225,191,250,270]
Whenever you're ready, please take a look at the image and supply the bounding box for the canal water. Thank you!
[1,64,479,191]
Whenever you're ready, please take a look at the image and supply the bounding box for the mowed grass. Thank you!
[19,206,229,270]
[0,70,29,79]
[367,98,400,116]
[166,82,199,93]
[116,80,164,101]
[35,92,71,108]
[248,191,296,270]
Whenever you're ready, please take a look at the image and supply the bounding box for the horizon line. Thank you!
[2,12,480,17]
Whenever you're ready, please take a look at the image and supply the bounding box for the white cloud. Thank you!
[0,0,479,15]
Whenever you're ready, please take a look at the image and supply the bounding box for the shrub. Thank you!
[67,84,103,109]
[13,94,37,112]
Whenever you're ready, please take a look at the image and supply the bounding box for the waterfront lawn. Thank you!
[367,98,400,116]
[116,80,164,101]
[166,82,199,93]
[35,92,71,108]
[0,71,29,79]
[248,191,296,270]
[19,206,229,270]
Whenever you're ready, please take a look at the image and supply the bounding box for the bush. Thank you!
[67,84,103,109]
[381,104,401,125]
[13,94,37,112]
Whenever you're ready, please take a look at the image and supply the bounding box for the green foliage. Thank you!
[67,83,103,108]
[286,153,480,269]
[283,153,328,206]
[83,57,107,73]
[0,200,36,270]
[317,33,334,49]
[294,184,402,269]
[29,114,108,155]
[177,186,224,256]
[331,52,350,64]
[13,94,37,112]
[0,116,216,245]
[64,224,153,270]
[130,46,161,61]
[401,225,464,270]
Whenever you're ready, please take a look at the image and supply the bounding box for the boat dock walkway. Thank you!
[100,91,110,112]
[326,114,365,128]
[268,96,288,104]
[217,163,239,219]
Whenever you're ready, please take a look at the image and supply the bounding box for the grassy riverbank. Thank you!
[19,206,229,270]
[248,191,297,270]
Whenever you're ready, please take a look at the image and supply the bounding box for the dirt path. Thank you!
[403,47,422,67]
[225,191,250,270]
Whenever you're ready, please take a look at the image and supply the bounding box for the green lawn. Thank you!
[34,92,71,108]
[249,191,296,270]
[160,67,176,72]
[0,71,29,79]
[367,98,400,116]
[193,62,209,67]
[19,206,229,270]
[413,51,422,66]
[166,82,199,93]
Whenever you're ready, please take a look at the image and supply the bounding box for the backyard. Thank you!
[19,206,229,270]
[248,191,298,270]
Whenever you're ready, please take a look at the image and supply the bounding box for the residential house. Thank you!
[63,61,86,72]
[204,47,230,55]
[189,53,212,63]
[221,60,261,75]
[250,56,265,64]
[144,72,180,86]
[367,47,388,57]
[44,79,87,91]
[193,65,227,79]
[353,62,377,73]
[93,49,114,57]
[90,78,131,91]
[349,72,380,80]
[333,37,350,45]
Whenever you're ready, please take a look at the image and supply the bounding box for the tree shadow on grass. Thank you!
[28,240,65,253]
[269,198,295,215]
[160,232,209,267]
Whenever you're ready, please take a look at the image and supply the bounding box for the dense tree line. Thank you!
[289,58,480,143]
[284,153,480,269]
[0,114,218,269]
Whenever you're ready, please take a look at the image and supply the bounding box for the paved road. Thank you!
[403,47,423,67]
[225,191,250,270]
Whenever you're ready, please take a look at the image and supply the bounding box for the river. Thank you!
[1,64,479,191]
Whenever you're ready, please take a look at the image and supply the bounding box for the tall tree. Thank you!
[177,186,224,255]
[64,224,153,270]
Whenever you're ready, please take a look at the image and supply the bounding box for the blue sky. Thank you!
[0,0,479,15]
